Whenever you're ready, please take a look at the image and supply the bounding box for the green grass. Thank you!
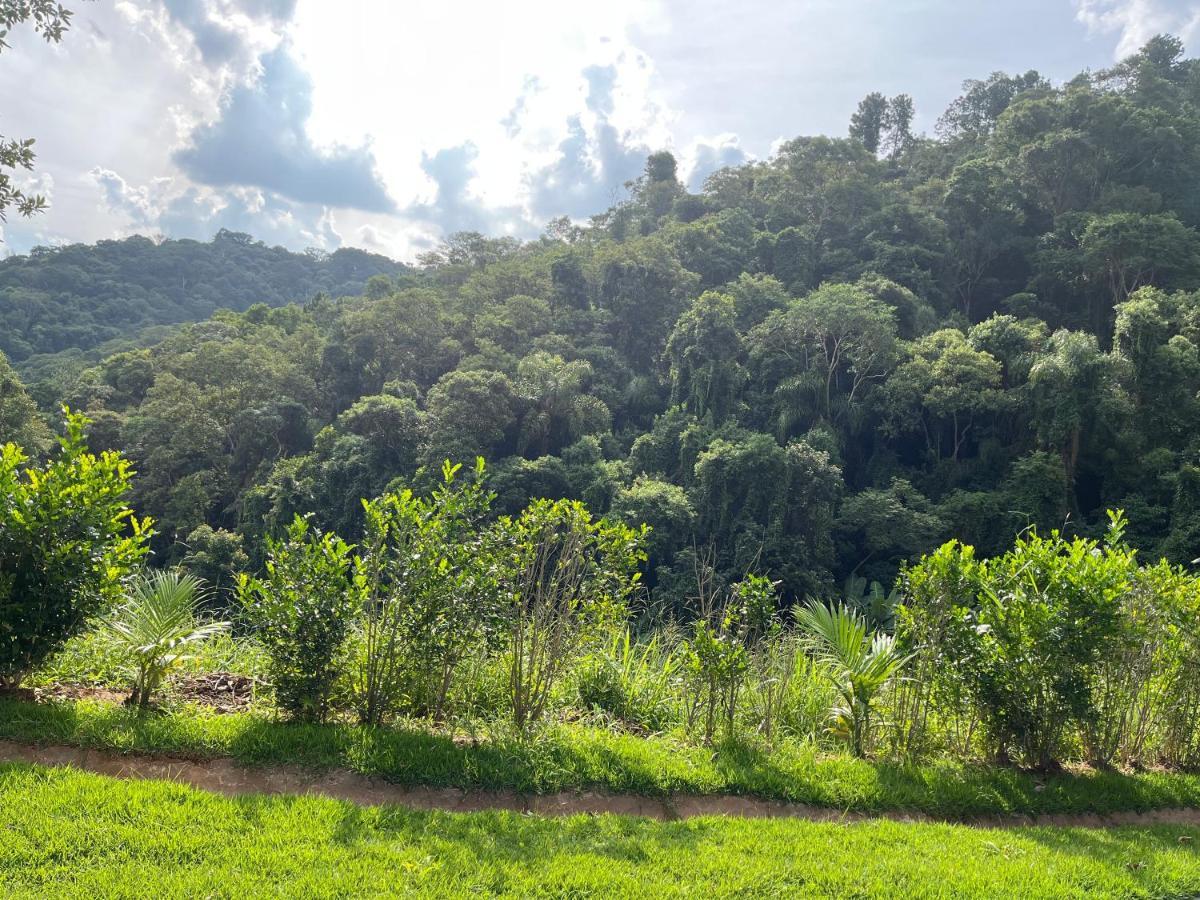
[0,762,1197,898]
[4,696,1200,819]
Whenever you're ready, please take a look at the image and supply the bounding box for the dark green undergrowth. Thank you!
[4,697,1200,819]
[2,763,1199,899]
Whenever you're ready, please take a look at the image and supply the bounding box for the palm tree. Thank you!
[794,600,910,757]
[103,570,229,708]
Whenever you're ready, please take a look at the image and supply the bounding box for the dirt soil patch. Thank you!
[31,673,257,713]
[2,739,1200,828]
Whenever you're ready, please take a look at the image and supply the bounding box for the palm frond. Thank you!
[103,570,228,707]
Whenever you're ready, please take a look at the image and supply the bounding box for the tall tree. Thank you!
[666,291,745,424]
[849,92,889,154]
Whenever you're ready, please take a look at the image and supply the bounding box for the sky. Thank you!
[1,0,1198,261]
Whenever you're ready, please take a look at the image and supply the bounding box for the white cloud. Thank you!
[683,133,749,191]
[6,0,1178,259]
[1075,0,1200,58]
[89,167,163,227]
[287,0,674,216]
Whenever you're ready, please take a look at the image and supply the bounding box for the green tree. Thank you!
[941,159,1026,319]
[1029,329,1127,501]
[692,433,843,598]
[514,352,608,458]
[883,329,1004,462]
[749,281,897,430]
[180,524,249,610]
[665,291,745,423]
[849,92,888,153]
[598,238,699,369]
[1079,212,1200,311]
[424,370,516,466]
[611,477,696,592]
[0,350,50,453]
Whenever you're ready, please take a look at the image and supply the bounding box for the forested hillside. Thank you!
[8,35,1200,610]
[0,230,412,380]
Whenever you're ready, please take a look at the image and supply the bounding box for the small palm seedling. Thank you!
[104,570,229,708]
[794,600,910,758]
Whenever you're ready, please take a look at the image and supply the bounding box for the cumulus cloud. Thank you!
[158,185,340,248]
[1075,0,1200,59]
[173,46,395,213]
[161,0,242,66]
[157,0,297,74]
[89,164,341,250]
[525,62,652,219]
[404,143,530,237]
[89,167,163,227]
[684,134,748,191]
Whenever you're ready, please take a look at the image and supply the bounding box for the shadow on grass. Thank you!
[4,696,1200,819]
[321,793,716,866]
[709,738,1200,817]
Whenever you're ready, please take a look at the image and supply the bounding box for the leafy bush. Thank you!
[971,514,1135,768]
[354,486,427,726]
[1090,558,1200,768]
[681,573,778,744]
[897,511,1156,768]
[238,516,356,723]
[103,570,228,708]
[893,540,987,757]
[354,460,500,726]
[0,410,150,685]
[402,460,502,721]
[495,498,645,731]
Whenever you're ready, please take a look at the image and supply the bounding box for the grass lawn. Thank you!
[0,761,1198,899]
[4,696,1200,820]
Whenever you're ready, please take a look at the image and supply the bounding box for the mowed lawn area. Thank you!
[0,762,1198,899]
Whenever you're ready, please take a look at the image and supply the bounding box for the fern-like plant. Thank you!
[794,600,909,757]
[104,570,229,708]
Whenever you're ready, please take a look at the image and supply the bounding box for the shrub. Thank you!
[403,460,502,721]
[495,498,645,731]
[238,516,356,723]
[893,540,986,757]
[972,514,1135,768]
[897,510,1144,768]
[103,570,228,708]
[681,573,778,744]
[353,460,500,726]
[0,410,151,686]
[1096,559,1200,768]
[354,487,429,726]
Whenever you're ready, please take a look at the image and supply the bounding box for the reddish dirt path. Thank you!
[2,739,1200,828]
